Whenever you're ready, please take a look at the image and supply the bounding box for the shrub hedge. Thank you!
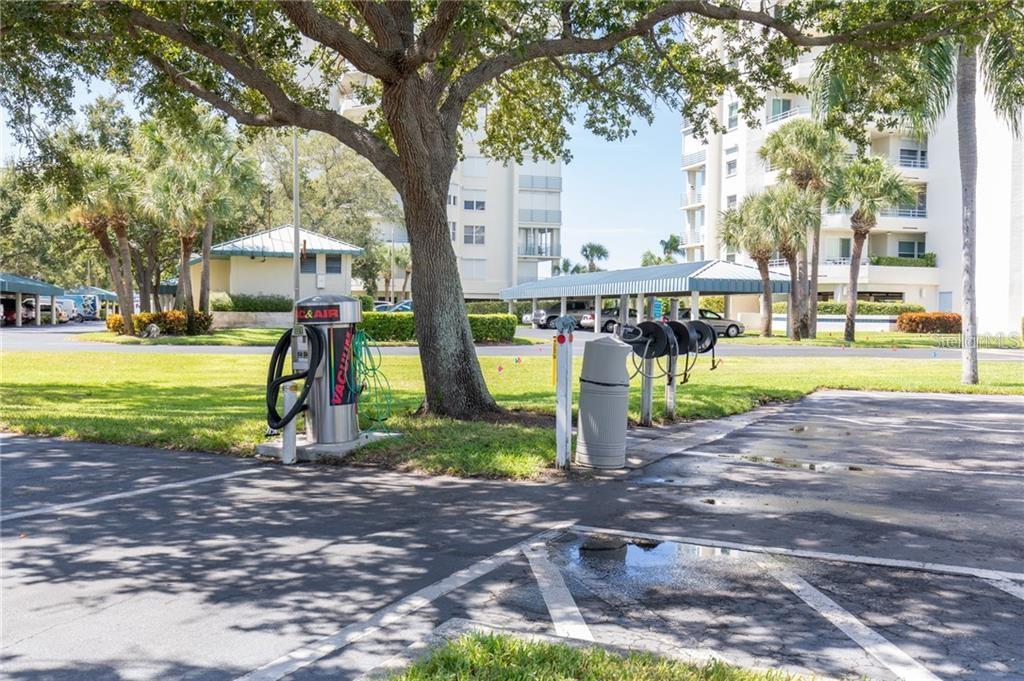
[210,293,293,312]
[772,301,926,315]
[897,312,962,333]
[106,310,214,336]
[465,300,535,317]
[869,253,937,267]
[358,312,517,342]
[358,294,374,311]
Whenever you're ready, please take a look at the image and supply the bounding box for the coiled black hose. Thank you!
[266,326,325,431]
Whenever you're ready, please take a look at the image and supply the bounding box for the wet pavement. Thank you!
[2,389,1023,680]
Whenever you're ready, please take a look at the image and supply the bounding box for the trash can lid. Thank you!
[580,336,631,385]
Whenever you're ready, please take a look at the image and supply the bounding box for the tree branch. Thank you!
[275,0,399,80]
[351,1,402,50]
[407,1,463,69]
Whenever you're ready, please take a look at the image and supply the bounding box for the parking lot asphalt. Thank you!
[2,390,1022,679]
[3,323,1020,360]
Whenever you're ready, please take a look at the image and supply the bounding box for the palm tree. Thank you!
[813,17,1024,381]
[555,257,584,276]
[640,250,665,267]
[33,148,140,335]
[759,119,847,338]
[719,198,778,337]
[659,234,683,263]
[825,158,917,342]
[580,242,609,272]
[755,184,816,340]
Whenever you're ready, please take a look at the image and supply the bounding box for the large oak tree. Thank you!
[1,0,1001,417]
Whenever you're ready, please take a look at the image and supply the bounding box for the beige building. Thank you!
[186,225,362,300]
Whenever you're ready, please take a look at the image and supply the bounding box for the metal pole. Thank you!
[665,298,679,418]
[554,318,574,470]
[292,130,301,304]
[281,383,298,465]
[594,294,602,333]
[640,294,654,427]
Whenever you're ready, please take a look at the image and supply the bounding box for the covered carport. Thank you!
[0,273,65,327]
[499,259,790,331]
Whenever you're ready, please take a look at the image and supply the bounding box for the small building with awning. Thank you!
[0,272,65,327]
[498,259,790,329]
[181,224,363,301]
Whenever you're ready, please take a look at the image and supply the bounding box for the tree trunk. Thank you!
[845,230,868,343]
[786,256,801,341]
[132,245,152,313]
[112,223,136,334]
[756,258,773,337]
[199,210,214,313]
[796,247,810,338]
[178,234,195,311]
[382,78,498,418]
[147,233,162,312]
[957,45,979,384]
[92,226,135,335]
[808,218,822,337]
[401,266,411,299]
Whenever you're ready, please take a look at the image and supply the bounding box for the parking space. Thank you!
[2,390,1023,679]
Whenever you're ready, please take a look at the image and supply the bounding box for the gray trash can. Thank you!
[575,336,632,469]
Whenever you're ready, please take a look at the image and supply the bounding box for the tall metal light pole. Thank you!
[292,130,300,304]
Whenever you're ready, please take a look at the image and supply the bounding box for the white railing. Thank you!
[769,257,868,268]
[766,105,810,124]
[681,149,706,167]
[897,157,928,168]
[881,206,927,218]
[681,190,704,207]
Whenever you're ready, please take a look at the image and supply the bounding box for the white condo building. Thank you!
[336,73,563,300]
[680,50,1024,334]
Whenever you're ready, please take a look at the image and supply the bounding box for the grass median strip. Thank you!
[724,330,1022,350]
[2,351,1020,478]
[75,329,543,347]
[391,632,801,680]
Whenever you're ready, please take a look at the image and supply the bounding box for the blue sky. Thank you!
[2,83,681,271]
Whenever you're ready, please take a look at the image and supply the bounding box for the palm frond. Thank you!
[980,29,1024,135]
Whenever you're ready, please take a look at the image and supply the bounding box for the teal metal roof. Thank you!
[499,260,790,300]
[203,225,363,259]
[66,285,118,301]
[1,273,65,297]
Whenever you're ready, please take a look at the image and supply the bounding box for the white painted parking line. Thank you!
[0,468,263,522]
[987,578,1024,602]
[235,525,570,681]
[571,525,1024,582]
[523,544,594,641]
[766,560,942,681]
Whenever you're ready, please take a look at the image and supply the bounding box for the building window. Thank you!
[727,102,739,130]
[840,238,851,259]
[449,221,457,240]
[464,199,485,211]
[898,240,925,258]
[726,195,737,209]
[726,159,737,177]
[325,254,342,274]
[300,254,317,274]
[898,138,928,168]
[519,175,562,190]
[462,258,486,280]
[768,98,792,123]
[464,224,485,245]
[447,194,457,206]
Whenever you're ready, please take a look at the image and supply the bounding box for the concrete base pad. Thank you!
[256,431,399,463]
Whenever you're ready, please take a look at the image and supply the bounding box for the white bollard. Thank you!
[553,316,575,471]
[281,382,298,465]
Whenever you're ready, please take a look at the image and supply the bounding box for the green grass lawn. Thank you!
[2,349,1020,478]
[76,328,543,347]
[392,632,801,680]
[726,330,1022,350]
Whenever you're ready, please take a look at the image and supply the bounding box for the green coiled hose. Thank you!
[352,329,393,430]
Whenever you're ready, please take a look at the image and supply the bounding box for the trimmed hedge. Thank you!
[358,312,517,343]
[772,301,926,315]
[897,312,962,333]
[869,253,937,268]
[211,293,292,312]
[466,300,535,317]
[106,310,214,336]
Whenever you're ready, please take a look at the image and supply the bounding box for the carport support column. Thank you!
[594,295,602,333]
[640,294,654,427]
[15,291,22,327]
[665,299,680,418]
[507,300,515,315]
[690,290,700,321]
[531,299,538,328]
[559,296,567,317]
[33,294,41,326]
[50,295,57,325]
[617,294,628,338]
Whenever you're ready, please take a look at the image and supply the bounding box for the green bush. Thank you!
[187,311,213,335]
[466,300,536,317]
[106,313,125,334]
[357,312,517,343]
[358,294,375,311]
[772,301,926,315]
[869,253,937,268]
[210,293,293,312]
[897,312,962,333]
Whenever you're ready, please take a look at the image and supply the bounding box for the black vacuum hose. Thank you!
[266,326,324,431]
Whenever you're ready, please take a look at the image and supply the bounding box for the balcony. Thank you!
[766,105,810,124]
[897,157,928,169]
[681,149,706,168]
[681,189,704,208]
[881,206,927,218]
[518,209,562,223]
[518,244,561,258]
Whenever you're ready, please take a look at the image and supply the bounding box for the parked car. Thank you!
[679,308,745,337]
[580,307,639,333]
[1,298,33,325]
[373,301,393,312]
[57,297,85,322]
[388,299,413,312]
[37,302,69,324]
[531,300,592,329]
